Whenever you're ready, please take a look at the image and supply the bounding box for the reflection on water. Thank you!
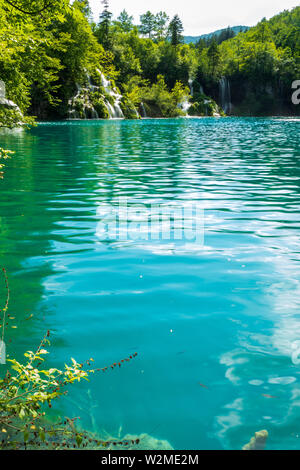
[0,118,300,449]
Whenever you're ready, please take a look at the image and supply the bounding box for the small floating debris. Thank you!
[262,393,278,399]
[198,382,209,390]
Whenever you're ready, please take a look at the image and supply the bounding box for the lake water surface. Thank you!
[0,117,300,449]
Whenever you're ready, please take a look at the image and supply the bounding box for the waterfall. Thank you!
[188,79,194,97]
[98,70,124,119]
[68,69,125,120]
[180,100,191,113]
[219,77,232,115]
[178,79,194,114]
[0,96,20,110]
[140,102,147,118]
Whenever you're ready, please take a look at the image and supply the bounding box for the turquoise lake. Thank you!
[0,117,300,449]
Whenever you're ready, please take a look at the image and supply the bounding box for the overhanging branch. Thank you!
[4,0,54,16]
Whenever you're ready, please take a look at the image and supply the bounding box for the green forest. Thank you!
[0,0,299,126]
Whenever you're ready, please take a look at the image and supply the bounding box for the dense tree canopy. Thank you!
[0,0,299,125]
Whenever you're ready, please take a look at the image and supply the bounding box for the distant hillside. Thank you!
[184,25,250,44]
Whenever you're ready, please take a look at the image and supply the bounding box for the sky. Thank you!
[89,0,299,36]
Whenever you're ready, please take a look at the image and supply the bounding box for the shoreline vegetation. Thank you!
[0,267,143,450]
[0,266,174,451]
[0,1,299,129]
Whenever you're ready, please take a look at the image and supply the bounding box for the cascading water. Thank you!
[0,96,20,110]
[180,100,191,113]
[140,102,147,118]
[179,78,193,114]
[98,70,124,119]
[188,79,194,97]
[68,69,125,120]
[219,77,232,115]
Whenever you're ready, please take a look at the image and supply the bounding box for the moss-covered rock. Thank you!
[120,97,139,119]
[91,91,110,119]
[243,430,268,450]
[188,92,223,117]
[0,103,30,128]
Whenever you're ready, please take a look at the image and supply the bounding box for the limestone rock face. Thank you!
[243,430,268,450]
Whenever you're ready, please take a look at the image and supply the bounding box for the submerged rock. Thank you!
[243,430,268,450]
